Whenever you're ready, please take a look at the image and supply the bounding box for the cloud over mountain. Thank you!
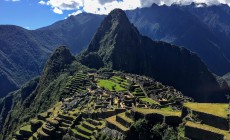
[39,0,230,15]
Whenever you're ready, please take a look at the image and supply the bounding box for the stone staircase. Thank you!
[70,118,104,140]
[106,111,134,134]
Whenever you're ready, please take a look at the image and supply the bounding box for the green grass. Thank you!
[78,125,93,134]
[71,128,90,139]
[106,115,129,131]
[97,79,126,91]
[117,112,133,123]
[140,98,159,105]
[184,102,228,118]
[186,121,230,138]
[39,112,49,118]
[30,119,41,125]
[133,108,181,117]
[110,76,123,82]
[135,88,142,92]
[20,125,32,132]
[83,121,96,130]
[160,106,173,111]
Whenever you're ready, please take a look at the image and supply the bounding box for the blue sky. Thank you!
[0,0,75,29]
[0,0,229,30]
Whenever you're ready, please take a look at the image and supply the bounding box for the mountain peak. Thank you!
[39,46,75,90]
[102,9,131,27]
[80,10,227,102]
[85,8,140,53]
[108,8,128,20]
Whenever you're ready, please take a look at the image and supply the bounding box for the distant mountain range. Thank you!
[0,14,104,97]
[126,3,230,75]
[1,3,230,97]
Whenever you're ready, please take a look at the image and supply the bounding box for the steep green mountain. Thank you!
[0,44,191,139]
[80,9,227,103]
[0,46,88,139]
[0,14,103,97]
[2,3,230,100]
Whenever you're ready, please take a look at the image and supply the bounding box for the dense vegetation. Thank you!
[0,14,104,97]
[1,3,230,98]
[0,7,230,140]
[80,9,228,103]
[0,46,88,139]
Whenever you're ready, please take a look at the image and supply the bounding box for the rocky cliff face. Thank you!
[80,9,228,103]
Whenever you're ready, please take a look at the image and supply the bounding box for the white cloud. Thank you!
[38,0,46,5]
[68,10,82,17]
[39,0,230,15]
[53,7,63,14]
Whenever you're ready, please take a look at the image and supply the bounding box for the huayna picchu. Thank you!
[0,8,230,140]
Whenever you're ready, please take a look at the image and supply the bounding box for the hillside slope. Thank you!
[0,46,88,139]
[80,9,228,102]
[2,3,230,97]
[126,3,230,75]
[0,14,103,97]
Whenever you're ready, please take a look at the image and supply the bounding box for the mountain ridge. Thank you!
[1,3,230,98]
[80,8,228,103]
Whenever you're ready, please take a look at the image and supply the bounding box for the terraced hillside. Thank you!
[183,103,230,140]
[11,70,230,140]
[12,71,194,140]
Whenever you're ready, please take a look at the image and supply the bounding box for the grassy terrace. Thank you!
[83,121,96,130]
[117,112,133,123]
[20,125,33,132]
[106,115,129,131]
[133,108,181,117]
[186,121,230,138]
[77,125,93,135]
[160,106,173,111]
[97,79,126,91]
[71,128,90,139]
[140,97,159,105]
[184,102,228,118]
[37,127,49,137]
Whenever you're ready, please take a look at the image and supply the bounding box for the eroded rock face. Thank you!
[80,9,228,103]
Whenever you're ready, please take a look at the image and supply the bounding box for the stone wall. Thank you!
[116,115,131,128]
[145,113,164,124]
[193,110,228,130]
[165,115,181,127]
[185,125,224,140]
[183,106,229,131]
[106,121,128,135]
